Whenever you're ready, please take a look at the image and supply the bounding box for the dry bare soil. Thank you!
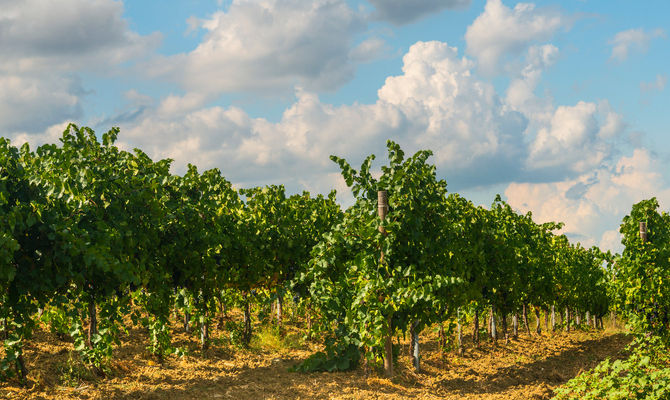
[0,320,631,400]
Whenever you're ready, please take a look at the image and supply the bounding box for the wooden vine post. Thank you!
[411,320,420,371]
[551,305,556,332]
[200,311,209,350]
[457,307,464,354]
[378,190,393,378]
[473,309,480,346]
[640,221,650,334]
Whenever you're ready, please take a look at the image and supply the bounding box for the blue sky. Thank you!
[1,0,668,252]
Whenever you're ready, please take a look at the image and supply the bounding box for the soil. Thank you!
[0,318,631,400]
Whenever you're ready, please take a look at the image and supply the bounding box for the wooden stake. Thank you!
[522,303,530,335]
[551,305,556,333]
[243,294,252,347]
[411,321,420,371]
[276,295,283,329]
[200,310,209,350]
[490,306,497,343]
[513,313,518,339]
[88,301,97,349]
[502,313,509,344]
[378,190,393,378]
[544,309,549,332]
[184,311,191,333]
[457,308,463,355]
[473,309,480,347]
[384,314,394,377]
[439,322,446,353]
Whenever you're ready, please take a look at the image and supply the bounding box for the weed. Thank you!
[56,352,95,387]
[251,325,304,351]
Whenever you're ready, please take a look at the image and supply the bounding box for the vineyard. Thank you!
[0,124,669,399]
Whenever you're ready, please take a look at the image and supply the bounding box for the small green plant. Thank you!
[224,320,246,348]
[290,343,360,373]
[553,336,670,400]
[56,352,95,387]
[251,324,304,351]
[436,320,457,352]
[40,305,72,341]
[251,325,282,350]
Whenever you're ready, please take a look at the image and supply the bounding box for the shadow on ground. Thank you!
[97,331,631,400]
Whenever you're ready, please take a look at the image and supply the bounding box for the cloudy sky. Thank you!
[2,0,669,252]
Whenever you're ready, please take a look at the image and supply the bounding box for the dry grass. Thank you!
[0,315,631,400]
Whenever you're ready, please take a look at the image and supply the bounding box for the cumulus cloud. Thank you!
[0,0,160,136]
[150,0,369,94]
[368,0,470,25]
[0,0,160,71]
[465,0,568,75]
[3,0,654,253]
[111,90,396,205]
[599,230,622,253]
[9,121,73,149]
[505,44,559,126]
[377,41,527,186]
[8,16,638,250]
[107,37,624,198]
[0,74,84,133]
[609,28,666,62]
[527,100,624,175]
[501,42,625,180]
[9,17,625,207]
[506,149,670,252]
[115,41,528,191]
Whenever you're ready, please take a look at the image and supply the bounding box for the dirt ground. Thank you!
[0,318,631,400]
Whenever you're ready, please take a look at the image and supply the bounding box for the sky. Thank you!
[1,0,669,253]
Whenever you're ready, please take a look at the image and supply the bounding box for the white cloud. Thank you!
[2,0,656,254]
[465,0,568,75]
[0,74,84,133]
[105,38,624,199]
[377,41,527,184]
[9,121,72,149]
[368,0,470,25]
[506,178,603,248]
[600,230,622,253]
[609,28,666,62]
[640,74,668,92]
[151,0,368,94]
[502,43,625,178]
[349,37,390,63]
[115,89,398,185]
[0,0,160,135]
[9,22,625,206]
[115,41,528,191]
[0,0,161,72]
[527,100,624,174]
[505,44,559,126]
[506,148,670,252]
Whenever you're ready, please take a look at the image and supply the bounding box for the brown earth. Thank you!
[0,317,631,400]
